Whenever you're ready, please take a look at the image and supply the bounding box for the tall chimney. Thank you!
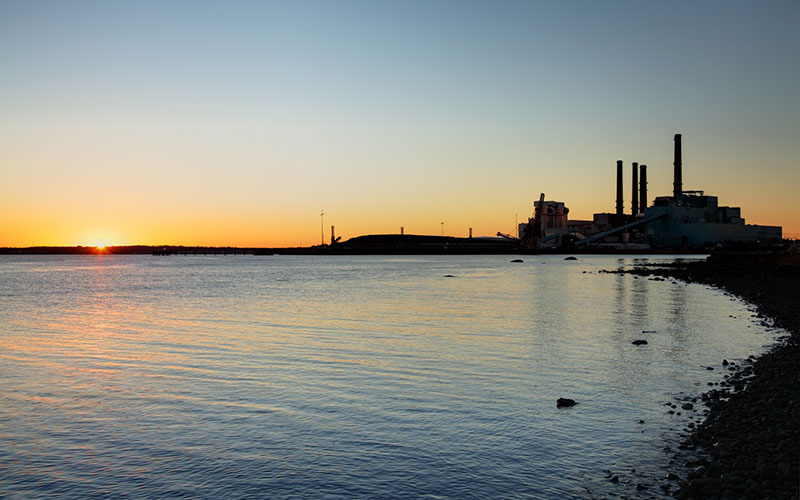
[631,162,639,215]
[673,133,682,200]
[331,225,335,245]
[639,164,647,213]
[469,227,473,239]
[400,226,404,236]
[616,160,624,225]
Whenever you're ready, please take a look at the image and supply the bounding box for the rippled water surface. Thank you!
[0,254,780,499]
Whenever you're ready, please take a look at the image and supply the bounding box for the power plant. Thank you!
[514,133,782,250]
[305,133,783,254]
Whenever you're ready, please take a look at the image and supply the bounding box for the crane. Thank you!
[498,193,547,249]
[522,193,546,249]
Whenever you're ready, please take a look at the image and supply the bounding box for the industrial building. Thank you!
[518,200,569,239]
[330,133,780,254]
[642,138,781,246]
[512,134,782,250]
[587,133,781,248]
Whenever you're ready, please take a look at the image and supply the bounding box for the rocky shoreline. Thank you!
[621,253,799,499]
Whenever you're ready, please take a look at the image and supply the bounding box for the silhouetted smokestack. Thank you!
[616,160,624,225]
[673,133,682,200]
[631,162,639,215]
[639,164,647,214]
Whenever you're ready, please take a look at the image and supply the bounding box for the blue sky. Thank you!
[2,0,798,245]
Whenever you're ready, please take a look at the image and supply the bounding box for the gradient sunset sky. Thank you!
[2,0,798,247]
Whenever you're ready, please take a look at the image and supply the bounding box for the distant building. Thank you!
[519,200,569,239]
[645,192,781,247]
[567,219,592,236]
[591,213,615,236]
[583,134,782,248]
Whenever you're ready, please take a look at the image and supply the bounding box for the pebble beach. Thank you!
[625,252,800,499]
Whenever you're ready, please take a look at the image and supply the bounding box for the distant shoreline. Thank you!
[0,244,723,256]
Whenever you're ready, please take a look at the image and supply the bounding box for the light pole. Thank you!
[441,221,444,237]
[320,210,325,246]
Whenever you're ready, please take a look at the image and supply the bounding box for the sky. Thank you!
[1,0,798,247]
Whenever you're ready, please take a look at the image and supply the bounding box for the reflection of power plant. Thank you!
[512,134,782,249]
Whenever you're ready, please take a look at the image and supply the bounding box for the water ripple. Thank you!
[0,254,782,499]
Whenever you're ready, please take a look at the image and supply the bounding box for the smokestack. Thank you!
[639,164,647,213]
[616,160,624,225]
[400,226,404,236]
[331,225,335,245]
[469,227,473,239]
[631,162,639,215]
[673,133,682,200]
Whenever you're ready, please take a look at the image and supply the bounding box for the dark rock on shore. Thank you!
[556,398,577,407]
[622,253,800,500]
[632,339,648,345]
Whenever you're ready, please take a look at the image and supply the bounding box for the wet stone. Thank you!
[556,398,577,408]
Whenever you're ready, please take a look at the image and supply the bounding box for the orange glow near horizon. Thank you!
[1,3,798,247]
[1,180,798,248]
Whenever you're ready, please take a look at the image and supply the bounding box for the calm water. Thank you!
[0,254,780,499]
